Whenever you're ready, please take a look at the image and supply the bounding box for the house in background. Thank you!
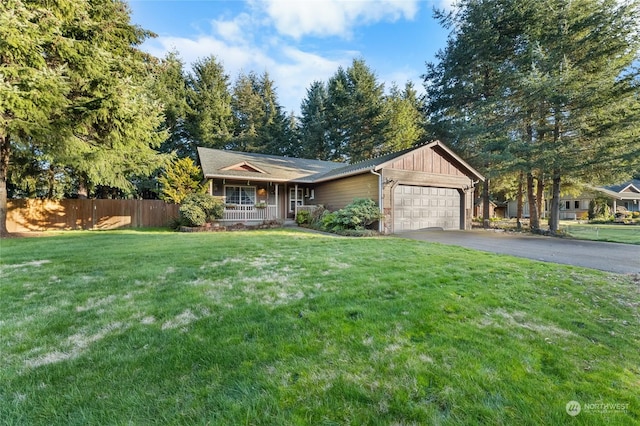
[504,179,640,219]
[197,141,484,233]
[596,179,640,214]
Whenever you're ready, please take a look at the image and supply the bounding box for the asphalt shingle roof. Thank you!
[602,179,640,194]
[197,147,345,182]
[197,141,485,184]
[197,147,412,183]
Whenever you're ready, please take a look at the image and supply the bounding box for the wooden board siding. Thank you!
[388,145,466,177]
[313,173,379,210]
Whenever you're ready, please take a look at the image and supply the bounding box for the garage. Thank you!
[393,185,461,231]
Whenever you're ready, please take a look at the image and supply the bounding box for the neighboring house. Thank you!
[197,141,484,233]
[596,179,640,214]
[504,179,640,219]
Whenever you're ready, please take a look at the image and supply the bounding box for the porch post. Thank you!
[613,199,617,215]
[294,184,298,219]
[275,184,279,219]
[208,179,213,196]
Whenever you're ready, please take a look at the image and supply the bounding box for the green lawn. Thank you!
[560,222,640,244]
[1,229,638,425]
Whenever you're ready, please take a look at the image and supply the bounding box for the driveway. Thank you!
[398,229,640,274]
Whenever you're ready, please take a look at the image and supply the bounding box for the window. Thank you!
[225,186,256,206]
[564,201,571,210]
[574,200,580,209]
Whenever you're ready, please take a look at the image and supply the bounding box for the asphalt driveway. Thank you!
[398,229,640,274]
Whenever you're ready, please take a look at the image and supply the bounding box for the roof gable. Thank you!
[375,141,485,181]
[221,161,267,174]
[197,147,343,182]
[594,179,640,199]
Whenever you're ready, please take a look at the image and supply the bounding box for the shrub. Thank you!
[632,211,640,219]
[321,211,337,230]
[588,197,611,220]
[321,199,382,231]
[296,210,311,225]
[159,158,205,204]
[179,193,224,227]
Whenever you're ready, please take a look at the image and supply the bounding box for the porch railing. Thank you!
[223,205,277,221]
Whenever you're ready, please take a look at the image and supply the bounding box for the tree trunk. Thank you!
[536,175,544,220]
[526,172,539,230]
[516,171,524,230]
[483,179,490,229]
[548,173,561,233]
[78,175,89,199]
[0,134,9,236]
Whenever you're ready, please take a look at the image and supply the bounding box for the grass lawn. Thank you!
[1,229,638,425]
[559,222,640,245]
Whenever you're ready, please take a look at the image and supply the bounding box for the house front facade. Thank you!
[197,141,485,233]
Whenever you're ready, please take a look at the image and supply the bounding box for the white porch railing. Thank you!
[223,205,277,221]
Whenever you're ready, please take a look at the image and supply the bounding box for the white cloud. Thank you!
[139,0,429,113]
[258,0,420,39]
[212,13,253,45]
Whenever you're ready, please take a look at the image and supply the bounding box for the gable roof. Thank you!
[596,179,640,200]
[197,147,344,182]
[197,141,485,184]
[309,141,484,183]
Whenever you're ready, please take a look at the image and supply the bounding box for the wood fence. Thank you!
[7,199,180,232]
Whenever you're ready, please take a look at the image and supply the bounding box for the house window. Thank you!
[564,201,571,210]
[225,186,256,206]
[574,201,580,209]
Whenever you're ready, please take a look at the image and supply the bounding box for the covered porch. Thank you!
[206,178,314,223]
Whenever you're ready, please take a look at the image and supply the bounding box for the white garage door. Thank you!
[394,185,460,232]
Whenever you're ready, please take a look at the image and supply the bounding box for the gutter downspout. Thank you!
[371,170,383,233]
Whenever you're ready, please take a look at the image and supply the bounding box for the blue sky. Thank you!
[127,0,455,113]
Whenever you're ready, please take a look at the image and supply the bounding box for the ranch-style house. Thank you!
[197,141,484,233]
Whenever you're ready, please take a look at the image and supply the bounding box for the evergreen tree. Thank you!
[152,51,191,157]
[425,0,640,232]
[159,157,204,204]
[1,0,169,233]
[383,82,426,153]
[186,56,233,153]
[299,81,331,160]
[230,71,290,154]
[325,59,387,162]
[325,67,351,161]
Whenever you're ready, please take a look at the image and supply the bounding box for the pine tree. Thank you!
[325,59,387,162]
[425,0,640,232]
[186,56,233,153]
[230,71,290,154]
[383,82,426,153]
[152,51,191,158]
[299,81,331,160]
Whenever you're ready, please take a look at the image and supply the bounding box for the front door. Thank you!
[289,188,304,215]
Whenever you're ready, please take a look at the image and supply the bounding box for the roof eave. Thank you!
[204,174,291,183]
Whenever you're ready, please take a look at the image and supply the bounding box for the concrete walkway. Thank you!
[398,229,640,274]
